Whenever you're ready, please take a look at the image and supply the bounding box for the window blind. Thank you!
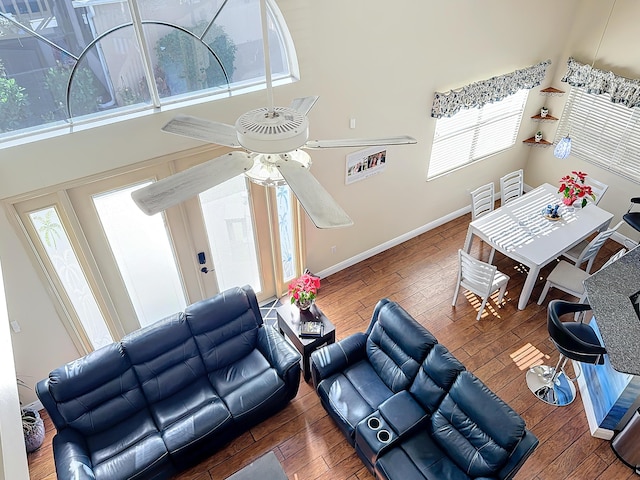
[556,86,640,184]
[428,89,528,179]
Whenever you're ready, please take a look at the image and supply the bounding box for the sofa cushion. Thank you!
[375,429,471,480]
[409,343,466,413]
[209,347,288,420]
[122,314,233,454]
[186,286,262,371]
[210,348,270,397]
[54,425,171,480]
[367,302,438,392]
[317,359,395,442]
[122,313,207,404]
[86,410,168,479]
[430,371,526,477]
[47,343,151,436]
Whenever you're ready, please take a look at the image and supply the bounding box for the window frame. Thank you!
[0,0,299,147]
[427,89,529,180]
[10,191,125,355]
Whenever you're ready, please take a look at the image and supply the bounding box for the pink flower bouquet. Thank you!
[558,171,595,208]
[288,273,321,307]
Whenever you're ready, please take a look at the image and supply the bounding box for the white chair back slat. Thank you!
[576,221,623,270]
[470,183,495,221]
[500,169,524,205]
[585,177,609,205]
[454,249,509,320]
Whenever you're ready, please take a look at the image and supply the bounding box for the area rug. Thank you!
[224,451,287,480]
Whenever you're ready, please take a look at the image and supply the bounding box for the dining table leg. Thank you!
[519,264,540,310]
[463,225,474,253]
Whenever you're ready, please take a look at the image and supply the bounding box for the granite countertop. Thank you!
[584,245,640,376]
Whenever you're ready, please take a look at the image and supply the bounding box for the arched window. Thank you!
[0,0,297,141]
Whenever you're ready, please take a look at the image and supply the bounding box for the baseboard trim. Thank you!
[316,205,471,279]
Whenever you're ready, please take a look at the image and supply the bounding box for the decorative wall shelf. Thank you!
[523,137,552,146]
[524,87,564,147]
[540,87,565,96]
[531,114,559,122]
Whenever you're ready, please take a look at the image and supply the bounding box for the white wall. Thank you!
[6,0,635,413]
[0,255,30,479]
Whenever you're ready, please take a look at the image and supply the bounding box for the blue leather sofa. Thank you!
[36,285,301,480]
[310,299,538,479]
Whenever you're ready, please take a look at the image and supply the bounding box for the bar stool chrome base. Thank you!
[526,365,576,406]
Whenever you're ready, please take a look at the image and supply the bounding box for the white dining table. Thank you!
[463,183,614,310]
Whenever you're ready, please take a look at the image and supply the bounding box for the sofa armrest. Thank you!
[257,324,302,381]
[378,390,428,437]
[52,428,95,480]
[497,429,539,480]
[310,332,368,388]
[36,378,67,429]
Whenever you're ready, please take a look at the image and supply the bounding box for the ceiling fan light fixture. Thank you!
[245,150,311,187]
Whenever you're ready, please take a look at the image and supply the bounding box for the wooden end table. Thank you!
[276,302,336,382]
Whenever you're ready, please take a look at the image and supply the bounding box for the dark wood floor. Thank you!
[27,213,637,480]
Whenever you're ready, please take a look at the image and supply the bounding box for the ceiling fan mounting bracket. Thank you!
[235,106,309,154]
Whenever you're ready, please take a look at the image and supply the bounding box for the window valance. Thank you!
[561,57,640,109]
[431,60,551,118]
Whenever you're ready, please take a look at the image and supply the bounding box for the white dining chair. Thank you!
[453,249,509,320]
[499,169,524,205]
[561,221,622,273]
[470,183,495,221]
[584,177,609,205]
[470,183,496,263]
[537,248,627,305]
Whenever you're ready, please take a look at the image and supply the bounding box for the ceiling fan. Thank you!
[132,0,416,229]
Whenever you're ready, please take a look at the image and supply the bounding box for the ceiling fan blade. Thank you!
[162,115,240,147]
[304,135,417,149]
[276,157,353,229]
[289,96,319,116]
[132,151,254,215]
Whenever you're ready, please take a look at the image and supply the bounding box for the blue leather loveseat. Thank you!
[310,299,538,479]
[36,285,301,480]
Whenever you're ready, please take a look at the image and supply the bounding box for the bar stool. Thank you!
[623,197,640,233]
[526,300,607,406]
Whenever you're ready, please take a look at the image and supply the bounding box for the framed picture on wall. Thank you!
[345,146,387,185]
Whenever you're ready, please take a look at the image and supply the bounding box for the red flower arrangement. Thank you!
[288,273,321,307]
[558,171,595,208]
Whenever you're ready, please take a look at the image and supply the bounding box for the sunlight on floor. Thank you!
[463,290,507,319]
[512,263,529,275]
[510,343,550,371]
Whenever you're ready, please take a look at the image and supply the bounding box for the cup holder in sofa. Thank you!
[367,417,382,430]
[376,429,392,444]
[356,413,396,471]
